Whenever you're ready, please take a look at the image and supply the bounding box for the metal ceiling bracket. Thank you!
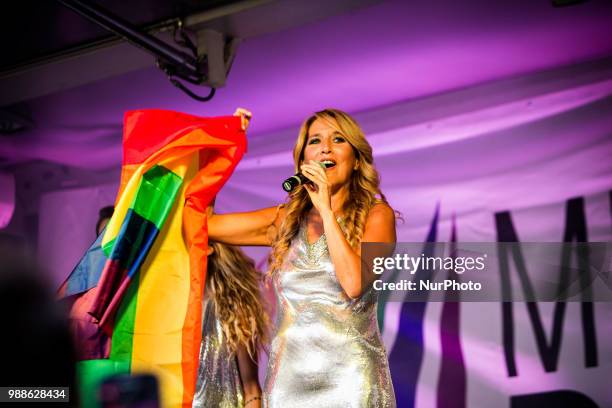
[56,0,240,102]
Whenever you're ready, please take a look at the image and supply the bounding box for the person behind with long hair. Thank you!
[193,241,268,408]
[209,107,397,407]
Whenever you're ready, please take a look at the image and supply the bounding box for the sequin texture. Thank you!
[193,299,243,408]
[263,221,396,407]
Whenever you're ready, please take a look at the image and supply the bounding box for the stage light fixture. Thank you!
[56,0,240,102]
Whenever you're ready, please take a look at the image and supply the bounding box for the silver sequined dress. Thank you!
[263,221,396,407]
[193,298,243,408]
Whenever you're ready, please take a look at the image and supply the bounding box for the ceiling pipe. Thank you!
[56,0,216,101]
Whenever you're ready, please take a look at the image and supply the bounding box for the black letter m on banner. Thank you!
[495,197,598,377]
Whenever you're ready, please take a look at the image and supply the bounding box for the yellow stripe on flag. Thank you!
[130,153,198,408]
[102,164,143,250]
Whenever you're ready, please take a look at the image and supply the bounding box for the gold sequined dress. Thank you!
[193,298,243,408]
[263,221,396,407]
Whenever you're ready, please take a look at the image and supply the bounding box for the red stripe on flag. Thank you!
[123,110,243,165]
[89,259,127,325]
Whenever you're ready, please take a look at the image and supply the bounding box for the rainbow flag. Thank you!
[60,109,246,407]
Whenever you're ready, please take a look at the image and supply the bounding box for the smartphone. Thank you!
[98,373,160,408]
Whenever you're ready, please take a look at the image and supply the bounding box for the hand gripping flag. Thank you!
[59,110,246,407]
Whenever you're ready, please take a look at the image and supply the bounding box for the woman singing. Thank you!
[193,242,268,408]
[209,108,396,407]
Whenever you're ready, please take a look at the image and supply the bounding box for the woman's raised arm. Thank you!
[205,108,284,246]
[207,206,284,246]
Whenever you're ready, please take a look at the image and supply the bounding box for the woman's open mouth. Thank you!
[321,160,336,169]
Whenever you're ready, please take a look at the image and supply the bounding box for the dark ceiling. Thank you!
[0,0,240,72]
[2,0,612,171]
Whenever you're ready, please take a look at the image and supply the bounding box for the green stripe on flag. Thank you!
[102,238,116,259]
[77,359,130,408]
[110,269,140,364]
[101,164,182,257]
[132,164,183,229]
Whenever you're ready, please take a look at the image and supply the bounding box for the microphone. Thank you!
[282,162,332,192]
[282,173,309,192]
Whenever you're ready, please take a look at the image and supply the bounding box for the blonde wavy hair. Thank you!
[269,108,390,273]
[207,242,268,359]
